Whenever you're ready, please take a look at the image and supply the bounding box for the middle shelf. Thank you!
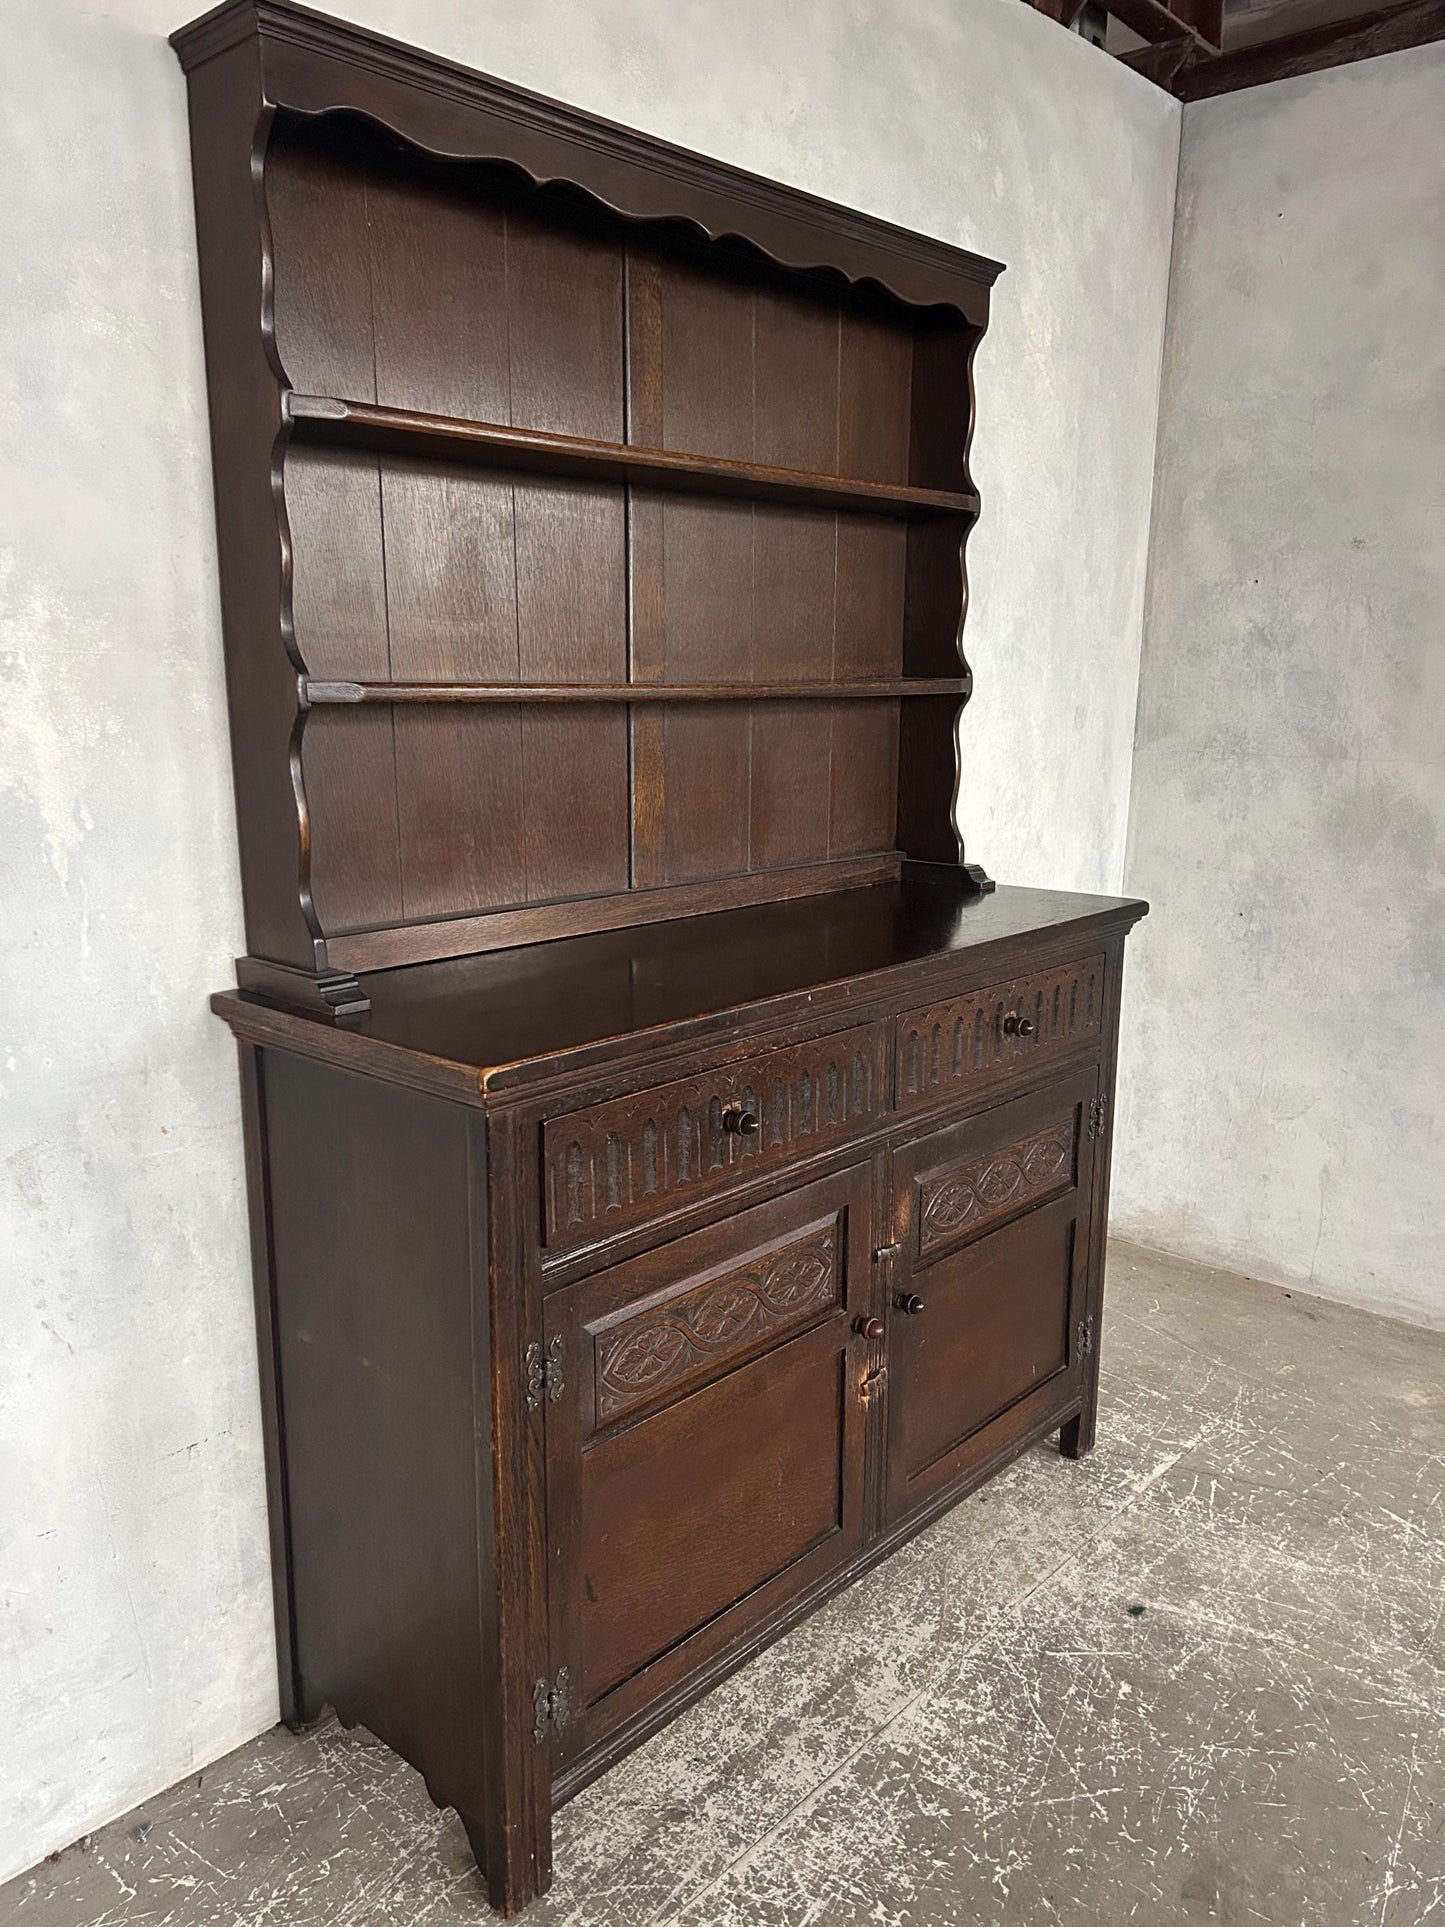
[286,394,980,520]
[304,678,972,705]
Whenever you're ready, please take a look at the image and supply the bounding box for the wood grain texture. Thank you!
[179,19,1173,1923]
[917,1118,1076,1258]
[542,1019,888,1252]
[258,109,981,963]
[896,953,1107,1112]
[259,1050,491,1819]
[886,1070,1100,1524]
[592,1218,841,1422]
[542,1165,870,1762]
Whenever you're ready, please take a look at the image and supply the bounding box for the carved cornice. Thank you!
[172,0,1004,316]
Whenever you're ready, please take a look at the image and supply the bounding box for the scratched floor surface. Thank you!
[8,1240,1444,1925]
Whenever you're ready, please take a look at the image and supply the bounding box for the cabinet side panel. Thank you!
[260,1050,489,1817]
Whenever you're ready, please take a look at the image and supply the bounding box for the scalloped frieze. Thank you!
[173,2,1001,321]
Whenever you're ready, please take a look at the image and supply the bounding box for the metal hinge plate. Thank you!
[1077,1315,1095,1361]
[1088,1094,1110,1140]
[525,1334,565,1411]
[532,1667,571,1744]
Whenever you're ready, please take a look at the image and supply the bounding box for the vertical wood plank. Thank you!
[835,306,911,835]
[369,162,511,423]
[507,213,625,441]
[750,509,832,870]
[304,707,405,928]
[626,254,666,886]
[514,477,629,901]
[286,439,402,933]
[393,708,528,918]
[381,454,525,919]
[750,700,833,869]
[656,261,754,459]
[829,699,900,858]
[753,288,839,472]
[838,311,913,482]
[521,709,631,902]
[657,499,753,880]
[285,447,389,678]
[266,134,376,399]
[660,704,750,884]
[382,462,518,681]
[750,287,838,869]
[514,479,626,684]
[908,316,976,493]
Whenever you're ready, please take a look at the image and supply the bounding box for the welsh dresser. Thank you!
[172,2,1148,1910]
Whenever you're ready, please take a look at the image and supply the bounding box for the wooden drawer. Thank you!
[542,1166,871,1766]
[541,1021,888,1252]
[895,951,1105,1113]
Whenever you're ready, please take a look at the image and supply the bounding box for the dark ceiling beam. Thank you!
[1108,0,1224,48]
[1121,32,1199,77]
[1176,0,1445,93]
[1030,0,1091,28]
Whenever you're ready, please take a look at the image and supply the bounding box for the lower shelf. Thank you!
[304,677,971,705]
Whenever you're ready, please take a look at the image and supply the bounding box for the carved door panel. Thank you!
[543,1164,873,1770]
[884,1069,1099,1526]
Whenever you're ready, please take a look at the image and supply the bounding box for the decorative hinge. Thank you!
[1077,1315,1095,1361]
[532,1667,571,1744]
[524,1334,566,1411]
[1088,1094,1110,1140]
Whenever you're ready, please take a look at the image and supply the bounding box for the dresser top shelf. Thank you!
[214,876,1148,1094]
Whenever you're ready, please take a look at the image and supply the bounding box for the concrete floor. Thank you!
[7,1240,1444,1926]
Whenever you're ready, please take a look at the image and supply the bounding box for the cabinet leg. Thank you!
[455,1809,548,1918]
[1060,1408,1095,1460]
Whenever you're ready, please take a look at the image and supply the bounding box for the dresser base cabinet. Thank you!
[217,882,1145,1912]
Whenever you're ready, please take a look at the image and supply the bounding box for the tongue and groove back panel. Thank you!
[265,113,984,951]
[172,2,1002,992]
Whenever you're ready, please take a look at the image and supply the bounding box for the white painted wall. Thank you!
[0,0,1177,1882]
[1113,45,1445,1328]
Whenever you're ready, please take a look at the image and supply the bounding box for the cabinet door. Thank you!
[544,1164,873,1768]
[885,1069,1098,1526]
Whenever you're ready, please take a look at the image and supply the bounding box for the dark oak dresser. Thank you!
[172,2,1147,1910]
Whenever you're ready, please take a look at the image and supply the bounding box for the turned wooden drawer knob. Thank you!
[722,1105,760,1136]
[894,1292,925,1316]
[1002,1012,1036,1038]
[854,1316,886,1341]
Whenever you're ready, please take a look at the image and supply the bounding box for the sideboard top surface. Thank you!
[214,878,1147,1093]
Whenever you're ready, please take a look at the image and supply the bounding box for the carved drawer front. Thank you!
[542,1166,871,1766]
[594,1220,840,1424]
[542,1020,888,1252]
[917,1116,1077,1262]
[896,952,1105,1113]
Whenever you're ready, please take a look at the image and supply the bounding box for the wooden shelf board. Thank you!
[1105,0,1221,48]
[287,395,980,519]
[304,678,972,706]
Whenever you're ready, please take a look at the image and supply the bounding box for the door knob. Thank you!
[1002,1012,1036,1038]
[722,1105,759,1135]
[894,1292,925,1316]
[854,1316,885,1341]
